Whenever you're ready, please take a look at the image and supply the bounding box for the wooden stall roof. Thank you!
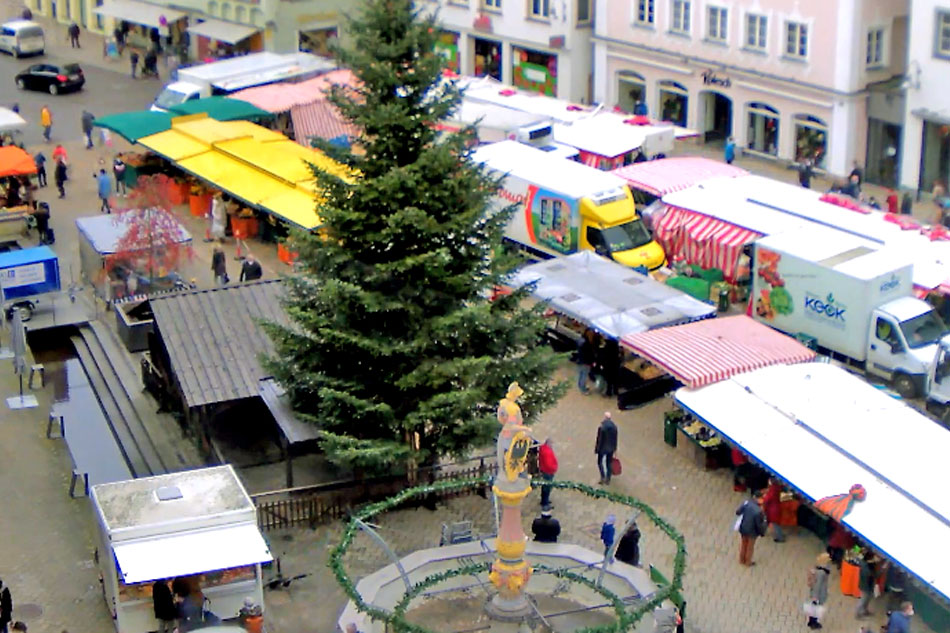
[149,280,288,409]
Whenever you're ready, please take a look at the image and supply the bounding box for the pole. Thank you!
[354,518,413,592]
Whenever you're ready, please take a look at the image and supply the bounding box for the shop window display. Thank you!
[617,71,646,114]
[746,102,779,156]
[474,38,501,81]
[794,114,827,168]
[512,46,557,97]
[658,81,688,127]
[299,27,338,58]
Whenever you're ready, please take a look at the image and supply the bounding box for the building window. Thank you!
[659,80,688,127]
[937,10,950,58]
[635,0,655,25]
[707,6,727,42]
[529,0,549,18]
[513,47,557,96]
[617,70,646,113]
[785,21,808,58]
[795,114,827,168]
[483,0,501,10]
[866,27,885,67]
[745,14,767,50]
[671,0,690,34]
[746,102,779,155]
[577,0,591,23]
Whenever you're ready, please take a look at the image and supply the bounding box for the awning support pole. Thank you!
[354,519,412,592]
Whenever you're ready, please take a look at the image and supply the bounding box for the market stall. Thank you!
[76,208,192,300]
[91,465,272,633]
[675,363,950,630]
[166,96,273,122]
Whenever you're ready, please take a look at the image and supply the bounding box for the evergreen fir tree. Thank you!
[263,0,565,473]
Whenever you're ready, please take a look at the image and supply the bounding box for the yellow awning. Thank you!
[138,130,208,161]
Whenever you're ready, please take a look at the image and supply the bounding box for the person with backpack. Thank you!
[805,553,832,629]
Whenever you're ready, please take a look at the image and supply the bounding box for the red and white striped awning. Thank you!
[652,206,762,281]
[621,315,817,389]
[612,157,748,197]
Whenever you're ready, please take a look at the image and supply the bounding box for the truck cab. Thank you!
[579,187,665,269]
[926,337,950,422]
[867,297,948,398]
[151,81,204,112]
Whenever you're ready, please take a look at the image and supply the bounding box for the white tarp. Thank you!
[186,19,260,45]
[114,523,272,584]
[675,363,950,601]
[511,251,715,339]
[0,107,26,132]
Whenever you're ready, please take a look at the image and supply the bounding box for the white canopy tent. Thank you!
[0,107,26,133]
[93,0,185,34]
[186,18,260,45]
[510,251,715,340]
[675,363,950,603]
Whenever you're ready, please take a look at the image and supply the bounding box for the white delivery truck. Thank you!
[151,52,335,111]
[751,229,950,398]
[473,141,666,270]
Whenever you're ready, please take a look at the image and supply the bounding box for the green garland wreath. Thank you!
[328,476,687,633]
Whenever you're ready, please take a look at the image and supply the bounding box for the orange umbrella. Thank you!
[0,146,38,178]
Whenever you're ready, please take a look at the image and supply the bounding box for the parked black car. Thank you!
[15,62,84,94]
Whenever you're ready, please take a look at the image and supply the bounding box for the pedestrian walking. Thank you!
[576,329,596,394]
[212,247,228,285]
[239,254,263,282]
[130,50,140,79]
[54,159,67,199]
[884,562,907,613]
[798,158,814,189]
[32,202,50,245]
[760,479,786,542]
[209,191,227,242]
[40,105,52,142]
[594,412,618,485]
[52,143,67,164]
[724,136,736,164]
[598,337,621,396]
[886,601,914,633]
[735,494,766,566]
[81,110,95,149]
[68,22,80,48]
[600,514,616,559]
[0,580,12,633]
[537,437,558,509]
[850,161,864,186]
[152,580,176,633]
[855,551,877,618]
[615,520,641,567]
[901,192,914,216]
[531,509,560,543]
[805,553,831,629]
[113,156,127,195]
[33,152,46,187]
[95,169,112,213]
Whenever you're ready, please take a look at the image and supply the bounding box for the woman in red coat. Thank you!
[761,479,786,542]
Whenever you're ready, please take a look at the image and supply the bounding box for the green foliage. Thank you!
[262,0,565,473]
[328,477,688,633]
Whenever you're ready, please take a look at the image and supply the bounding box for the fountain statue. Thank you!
[487,381,535,619]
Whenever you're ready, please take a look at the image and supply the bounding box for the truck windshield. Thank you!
[600,219,652,253]
[154,88,189,109]
[899,310,947,349]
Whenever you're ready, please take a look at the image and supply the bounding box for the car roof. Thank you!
[2,20,43,29]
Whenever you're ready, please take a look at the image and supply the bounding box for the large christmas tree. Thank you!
[263,0,564,473]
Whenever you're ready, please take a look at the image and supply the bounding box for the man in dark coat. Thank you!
[735,495,767,566]
[856,551,877,618]
[152,580,176,633]
[212,246,228,285]
[54,159,67,199]
[81,111,95,149]
[0,579,13,633]
[239,254,263,282]
[595,412,618,485]
[615,521,641,567]
[531,510,561,543]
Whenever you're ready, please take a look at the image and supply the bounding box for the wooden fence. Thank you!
[253,457,497,531]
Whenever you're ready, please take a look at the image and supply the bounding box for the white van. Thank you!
[0,20,45,57]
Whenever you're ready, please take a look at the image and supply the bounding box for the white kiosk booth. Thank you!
[91,465,272,633]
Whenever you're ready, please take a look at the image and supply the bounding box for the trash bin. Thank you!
[718,286,730,312]
[663,412,678,447]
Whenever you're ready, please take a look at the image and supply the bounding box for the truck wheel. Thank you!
[892,373,917,399]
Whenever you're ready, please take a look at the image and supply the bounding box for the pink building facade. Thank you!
[593,0,908,180]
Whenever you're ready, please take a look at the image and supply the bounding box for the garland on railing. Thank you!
[328,476,687,633]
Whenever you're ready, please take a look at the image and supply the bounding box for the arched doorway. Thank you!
[699,90,732,142]
[617,70,646,114]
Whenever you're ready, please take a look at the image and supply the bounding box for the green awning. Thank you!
[93,111,174,143]
[167,97,274,122]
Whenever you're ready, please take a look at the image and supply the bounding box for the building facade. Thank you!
[593,0,908,178]
[31,0,344,58]
[899,0,950,194]
[417,0,594,103]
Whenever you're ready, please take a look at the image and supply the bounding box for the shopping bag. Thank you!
[802,601,825,619]
[733,516,742,532]
[610,457,622,476]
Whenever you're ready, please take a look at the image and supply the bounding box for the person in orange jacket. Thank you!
[538,437,558,509]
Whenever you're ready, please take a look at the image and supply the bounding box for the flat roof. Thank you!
[756,229,907,280]
[675,363,950,601]
[91,465,253,533]
[472,140,627,199]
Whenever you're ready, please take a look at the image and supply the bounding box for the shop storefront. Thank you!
[746,102,780,156]
[473,37,502,81]
[658,80,687,126]
[511,46,556,97]
[920,120,950,193]
[794,114,828,168]
[434,30,460,74]
[298,25,337,57]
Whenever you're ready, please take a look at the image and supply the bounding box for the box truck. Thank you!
[473,141,665,269]
[151,52,335,112]
[751,229,950,398]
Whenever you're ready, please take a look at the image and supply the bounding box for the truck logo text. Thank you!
[880,275,901,294]
[804,292,846,328]
[498,188,527,206]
